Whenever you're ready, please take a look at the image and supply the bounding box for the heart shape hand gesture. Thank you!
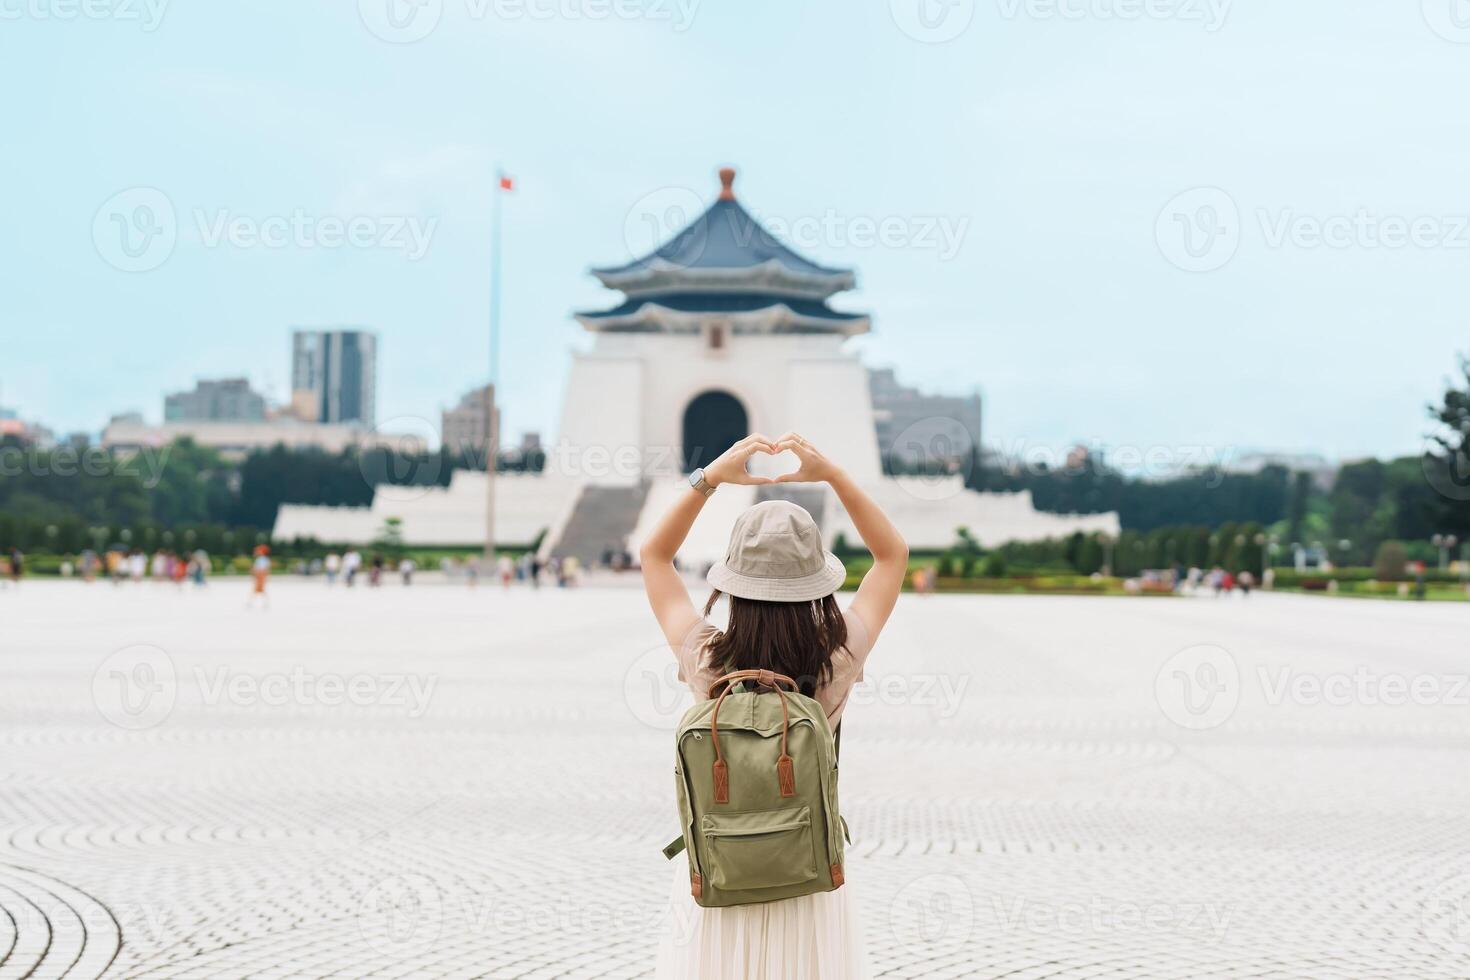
[769,432,837,485]
[701,432,838,487]
[701,433,781,487]
[702,431,840,487]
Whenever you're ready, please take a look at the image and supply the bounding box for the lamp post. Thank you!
[1432,533,1458,573]
[1254,532,1276,580]
[484,167,512,564]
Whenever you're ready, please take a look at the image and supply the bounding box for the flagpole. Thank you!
[484,165,504,564]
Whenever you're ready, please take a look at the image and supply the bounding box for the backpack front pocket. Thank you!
[701,805,818,891]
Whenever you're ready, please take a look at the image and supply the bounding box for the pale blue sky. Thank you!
[4,0,1468,465]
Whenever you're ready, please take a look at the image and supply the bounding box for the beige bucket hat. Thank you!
[706,499,846,602]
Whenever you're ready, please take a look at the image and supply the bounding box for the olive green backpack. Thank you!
[660,668,848,907]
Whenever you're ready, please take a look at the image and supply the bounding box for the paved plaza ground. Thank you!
[2,578,1468,978]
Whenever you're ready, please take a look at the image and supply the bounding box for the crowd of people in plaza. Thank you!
[1135,564,1270,596]
[0,543,594,597]
[34,547,218,587]
[280,549,587,589]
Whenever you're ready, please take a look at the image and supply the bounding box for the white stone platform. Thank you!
[1,581,1467,977]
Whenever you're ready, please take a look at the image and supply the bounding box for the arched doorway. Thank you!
[682,390,747,473]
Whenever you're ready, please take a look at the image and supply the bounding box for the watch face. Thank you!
[690,468,705,488]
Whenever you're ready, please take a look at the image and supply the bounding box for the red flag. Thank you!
[498,175,514,191]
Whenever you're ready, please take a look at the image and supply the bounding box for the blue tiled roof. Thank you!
[592,199,851,279]
[576,291,866,322]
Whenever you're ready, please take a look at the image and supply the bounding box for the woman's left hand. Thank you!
[703,433,779,487]
[771,432,840,485]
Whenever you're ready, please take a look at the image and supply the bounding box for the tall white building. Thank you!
[291,328,377,426]
[274,169,1118,558]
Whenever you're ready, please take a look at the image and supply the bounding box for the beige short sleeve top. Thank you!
[675,608,875,725]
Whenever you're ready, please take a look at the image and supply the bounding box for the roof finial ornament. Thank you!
[718,166,736,202]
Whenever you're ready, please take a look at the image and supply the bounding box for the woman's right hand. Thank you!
[703,433,779,487]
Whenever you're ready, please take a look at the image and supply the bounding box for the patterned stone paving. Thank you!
[2,579,1469,977]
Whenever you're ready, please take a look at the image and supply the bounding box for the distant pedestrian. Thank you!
[369,554,384,587]
[324,552,341,585]
[1238,570,1254,596]
[498,554,513,588]
[7,547,22,585]
[343,549,362,587]
[248,545,271,607]
[190,550,210,586]
[399,557,415,586]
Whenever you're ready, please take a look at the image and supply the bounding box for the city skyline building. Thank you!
[164,378,268,423]
[441,384,498,463]
[290,328,377,426]
[868,367,982,472]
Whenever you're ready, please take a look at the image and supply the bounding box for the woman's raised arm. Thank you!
[772,433,908,637]
[640,434,777,650]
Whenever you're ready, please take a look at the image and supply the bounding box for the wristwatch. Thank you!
[689,468,716,497]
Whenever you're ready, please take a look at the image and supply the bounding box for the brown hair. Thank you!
[702,590,848,698]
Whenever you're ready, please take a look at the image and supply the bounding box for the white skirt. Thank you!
[655,860,872,980]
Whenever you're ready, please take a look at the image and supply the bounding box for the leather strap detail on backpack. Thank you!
[712,759,729,804]
[708,669,796,803]
[776,754,796,797]
[708,668,799,700]
[690,872,703,899]
[830,864,844,888]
